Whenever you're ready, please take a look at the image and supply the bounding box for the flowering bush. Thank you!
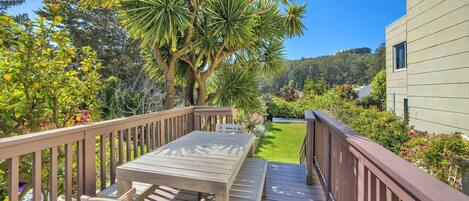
[401,132,469,189]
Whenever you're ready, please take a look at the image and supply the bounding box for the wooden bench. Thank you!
[229,158,268,201]
[96,182,157,201]
[95,159,267,201]
[81,188,136,201]
[216,124,245,134]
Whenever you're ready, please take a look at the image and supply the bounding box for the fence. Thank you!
[0,106,233,201]
[303,110,468,201]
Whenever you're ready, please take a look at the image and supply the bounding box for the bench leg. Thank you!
[117,180,132,197]
[263,176,267,198]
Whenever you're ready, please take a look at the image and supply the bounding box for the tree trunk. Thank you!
[197,78,207,106]
[165,67,176,109]
[185,73,195,106]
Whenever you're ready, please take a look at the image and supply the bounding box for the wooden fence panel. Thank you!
[303,110,468,201]
[0,106,232,200]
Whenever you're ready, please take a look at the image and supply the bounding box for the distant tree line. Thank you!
[260,45,386,93]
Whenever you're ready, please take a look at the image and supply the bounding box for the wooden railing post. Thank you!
[304,110,316,186]
[83,131,96,196]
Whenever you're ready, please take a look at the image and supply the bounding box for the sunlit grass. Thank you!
[255,122,306,164]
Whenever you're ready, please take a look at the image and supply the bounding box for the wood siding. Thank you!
[385,16,408,118]
[386,0,469,136]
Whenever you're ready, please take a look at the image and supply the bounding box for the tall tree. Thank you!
[79,0,306,109]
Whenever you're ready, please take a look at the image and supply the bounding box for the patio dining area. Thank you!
[0,106,467,201]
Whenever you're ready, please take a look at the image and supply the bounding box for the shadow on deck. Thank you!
[142,162,326,201]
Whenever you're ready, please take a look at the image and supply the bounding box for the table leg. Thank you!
[198,192,204,200]
[215,188,229,201]
[117,180,132,197]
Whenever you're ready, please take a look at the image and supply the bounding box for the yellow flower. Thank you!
[33,82,41,89]
[52,4,60,12]
[39,61,48,67]
[81,65,90,72]
[75,116,82,121]
[171,47,177,52]
[54,16,63,24]
[3,73,12,81]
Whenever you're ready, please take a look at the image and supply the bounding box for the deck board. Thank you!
[142,162,325,201]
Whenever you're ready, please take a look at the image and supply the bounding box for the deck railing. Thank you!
[303,110,468,201]
[0,106,232,201]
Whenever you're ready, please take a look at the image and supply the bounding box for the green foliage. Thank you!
[264,45,386,94]
[0,16,102,136]
[208,66,261,114]
[356,70,386,110]
[401,132,469,189]
[265,89,409,153]
[263,95,302,119]
[334,84,358,101]
[303,78,327,96]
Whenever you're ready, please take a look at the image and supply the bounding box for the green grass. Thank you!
[255,122,306,164]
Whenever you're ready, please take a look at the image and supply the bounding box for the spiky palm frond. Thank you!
[120,0,191,47]
[208,66,261,113]
[252,1,285,41]
[285,4,306,37]
[204,0,255,48]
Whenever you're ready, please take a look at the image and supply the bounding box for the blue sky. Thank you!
[7,0,406,60]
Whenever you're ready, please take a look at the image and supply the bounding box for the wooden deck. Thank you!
[263,162,326,201]
[141,162,326,201]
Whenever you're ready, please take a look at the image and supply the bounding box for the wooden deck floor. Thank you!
[142,162,325,201]
[263,162,326,201]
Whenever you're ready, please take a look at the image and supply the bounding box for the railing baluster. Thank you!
[32,151,41,201]
[126,129,131,162]
[8,157,19,201]
[118,130,123,165]
[100,134,107,191]
[161,119,166,145]
[110,132,116,184]
[133,127,138,158]
[65,143,72,201]
[77,140,84,198]
[140,125,145,155]
[146,124,150,152]
[172,117,177,140]
[50,147,58,201]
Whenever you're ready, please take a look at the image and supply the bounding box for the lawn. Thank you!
[255,122,306,164]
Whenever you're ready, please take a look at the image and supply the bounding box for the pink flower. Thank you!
[407,129,416,136]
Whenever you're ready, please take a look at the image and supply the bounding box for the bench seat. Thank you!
[97,182,157,201]
[229,158,268,201]
[96,159,267,201]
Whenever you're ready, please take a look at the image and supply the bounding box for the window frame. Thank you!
[393,41,407,71]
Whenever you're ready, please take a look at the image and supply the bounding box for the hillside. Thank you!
[260,45,385,93]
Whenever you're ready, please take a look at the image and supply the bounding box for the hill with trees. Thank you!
[260,45,385,93]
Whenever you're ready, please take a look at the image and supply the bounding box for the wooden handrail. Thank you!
[304,110,468,201]
[0,106,233,201]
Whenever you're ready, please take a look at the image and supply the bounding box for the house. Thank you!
[385,0,469,136]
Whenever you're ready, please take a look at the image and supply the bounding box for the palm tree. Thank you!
[79,0,306,109]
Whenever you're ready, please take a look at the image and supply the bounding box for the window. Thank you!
[393,42,407,70]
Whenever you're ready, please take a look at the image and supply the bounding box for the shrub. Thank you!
[401,132,469,189]
[356,70,386,110]
[335,84,358,101]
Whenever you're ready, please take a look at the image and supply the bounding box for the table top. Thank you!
[116,131,254,195]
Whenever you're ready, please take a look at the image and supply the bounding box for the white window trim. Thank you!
[393,41,407,72]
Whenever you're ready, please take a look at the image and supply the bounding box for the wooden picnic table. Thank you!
[116,131,255,201]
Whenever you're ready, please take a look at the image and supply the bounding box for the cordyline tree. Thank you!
[79,0,306,109]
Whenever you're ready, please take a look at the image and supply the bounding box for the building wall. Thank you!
[386,0,469,136]
[385,16,408,118]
